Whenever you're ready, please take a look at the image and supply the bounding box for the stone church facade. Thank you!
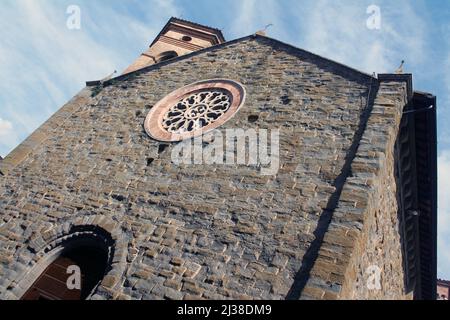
[0,18,437,300]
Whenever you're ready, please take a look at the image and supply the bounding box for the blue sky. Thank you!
[0,0,449,279]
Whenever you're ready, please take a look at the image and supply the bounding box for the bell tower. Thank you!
[123,17,226,74]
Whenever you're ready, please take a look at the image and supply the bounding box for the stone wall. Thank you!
[300,81,411,299]
[0,36,397,300]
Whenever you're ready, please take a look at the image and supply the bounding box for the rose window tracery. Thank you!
[162,89,232,134]
[144,79,246,142]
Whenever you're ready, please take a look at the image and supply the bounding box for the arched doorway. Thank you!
[22,246,108,300]
[19,226,116,300]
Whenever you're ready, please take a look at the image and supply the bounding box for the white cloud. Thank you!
[230,0,427,75]
[0,117,18,156]
[446,54,450,105]
[229,0,286,41]
[0,118,13,139]
[295,0,426,74]
[0,0,180,157]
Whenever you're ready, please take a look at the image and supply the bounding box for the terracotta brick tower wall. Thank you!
[123,18,225,74]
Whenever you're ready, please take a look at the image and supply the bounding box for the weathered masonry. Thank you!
[0,18,437,300]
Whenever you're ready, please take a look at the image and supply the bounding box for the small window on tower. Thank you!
[156,51,178,63]
[182,36,192,42]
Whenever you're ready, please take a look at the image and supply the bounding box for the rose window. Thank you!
[162,89,232,134]
[145,79,246,142]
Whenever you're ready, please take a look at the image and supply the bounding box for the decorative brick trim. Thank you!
[108,35,375,86]
[159,35,204,51]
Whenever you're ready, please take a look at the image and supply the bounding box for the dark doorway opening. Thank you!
[21,246,108,300]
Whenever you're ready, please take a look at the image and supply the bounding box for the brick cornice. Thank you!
[158,35,204,51]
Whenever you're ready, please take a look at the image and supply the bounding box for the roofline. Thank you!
[437,279,450,285]
[414,90,436,100]
[149,17,226,48]
[169,17,226,42]
[258,34,376,80]
[97,34,377,88]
